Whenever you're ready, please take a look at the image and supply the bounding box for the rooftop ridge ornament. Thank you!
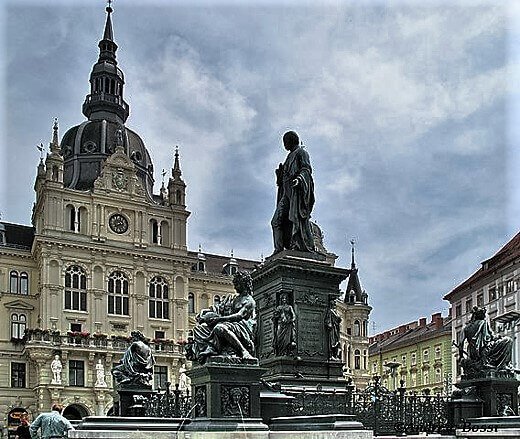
[350,237,356,269]
[36,142,45,161]
[50,117,60,153]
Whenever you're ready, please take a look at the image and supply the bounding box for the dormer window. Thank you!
[198,261,205,272]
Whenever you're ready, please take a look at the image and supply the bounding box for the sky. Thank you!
[0,0,519,334]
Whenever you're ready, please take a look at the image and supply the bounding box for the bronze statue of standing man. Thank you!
[271,131,315,254]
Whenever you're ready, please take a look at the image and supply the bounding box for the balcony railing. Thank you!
[22,330,183,354]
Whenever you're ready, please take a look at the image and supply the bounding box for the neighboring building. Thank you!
[368,313,452,394]
[337,243,372,389]
[443,232,520,381]
[0,5,256,433]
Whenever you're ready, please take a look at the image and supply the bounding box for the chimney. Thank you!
[419,317,427,327]
[431,313,443,329]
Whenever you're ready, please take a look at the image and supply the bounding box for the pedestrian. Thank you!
[29,404,74,439]
[14,413,31,439]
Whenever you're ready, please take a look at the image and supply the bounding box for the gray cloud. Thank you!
[1,0,518,332]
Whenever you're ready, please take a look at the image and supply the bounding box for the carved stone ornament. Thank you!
[195,386,207,417]
[221,385,250,417]
[112,168,128,191]
[297,293,325,307]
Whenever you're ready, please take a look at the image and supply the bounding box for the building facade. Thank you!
[0,6,255,436]
[443,232,520,381]
[368,313,452,394]
[337,244,372,389]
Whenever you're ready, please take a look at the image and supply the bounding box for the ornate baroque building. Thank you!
[0,5,255,435]
[336,243,372,389]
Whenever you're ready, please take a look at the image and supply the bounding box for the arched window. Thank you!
[354,320,360,337]
[347,345,351,369]
[149,276,169,319]
[160,221,169,246]
[19,272,28,295]
[175,189,182,205]
[214,295,221,306]
[66,205,76,232]
[65,266,87,311]
[423,370,429,385]
[108,271,129,315]
[150,219,158,244]
[354,349,361,370]
[52,165,59,181]
[197,261,205,272]
[362,320,368,337]
[435,367,442,383]
[10,271,19,293]
[11,314,26,340]
[363,350,368,370]
[188,293,195,314]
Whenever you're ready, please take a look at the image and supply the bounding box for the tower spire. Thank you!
[50,118,60,153]
[350,238,356,269]
[172,146,182,180]
[103,1,114,41]
[82,1,129,123]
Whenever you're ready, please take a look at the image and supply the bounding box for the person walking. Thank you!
[29,404,74,439]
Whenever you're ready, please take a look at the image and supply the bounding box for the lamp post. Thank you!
[384,361,401,391]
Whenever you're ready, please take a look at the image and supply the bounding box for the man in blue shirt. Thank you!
[30,404,74,439]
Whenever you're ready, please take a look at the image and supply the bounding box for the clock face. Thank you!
[109,214,129,234]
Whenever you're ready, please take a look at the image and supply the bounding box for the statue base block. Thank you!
[113,385,155,417]
[252,254,348,388]
[185,358,268,432]
[458,375,520,417]
[260,357,344,388]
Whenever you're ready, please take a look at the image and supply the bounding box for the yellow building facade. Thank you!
[368,313,452,394]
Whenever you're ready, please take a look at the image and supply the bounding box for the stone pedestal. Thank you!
[185,357,268,431]
[251,251,348,387]
[457,375,520,417]
[448,395,483,428]
[112,385,155,417]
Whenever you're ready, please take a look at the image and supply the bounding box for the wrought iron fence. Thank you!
[143,382,192,418]
[283,377,454,436]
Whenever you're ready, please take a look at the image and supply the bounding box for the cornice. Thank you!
[32,237,193,266]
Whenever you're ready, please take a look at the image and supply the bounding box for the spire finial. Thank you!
[50,118,60,153]
[198,244,202,253]
[350,237,356,269]
[104,0,114,41]
[172,145,182,180]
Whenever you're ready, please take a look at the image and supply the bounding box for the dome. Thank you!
[61,119,154,194]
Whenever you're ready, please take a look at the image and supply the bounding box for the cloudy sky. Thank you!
[1,0,519,333]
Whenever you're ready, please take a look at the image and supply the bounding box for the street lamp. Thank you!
[384,361,401,390]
